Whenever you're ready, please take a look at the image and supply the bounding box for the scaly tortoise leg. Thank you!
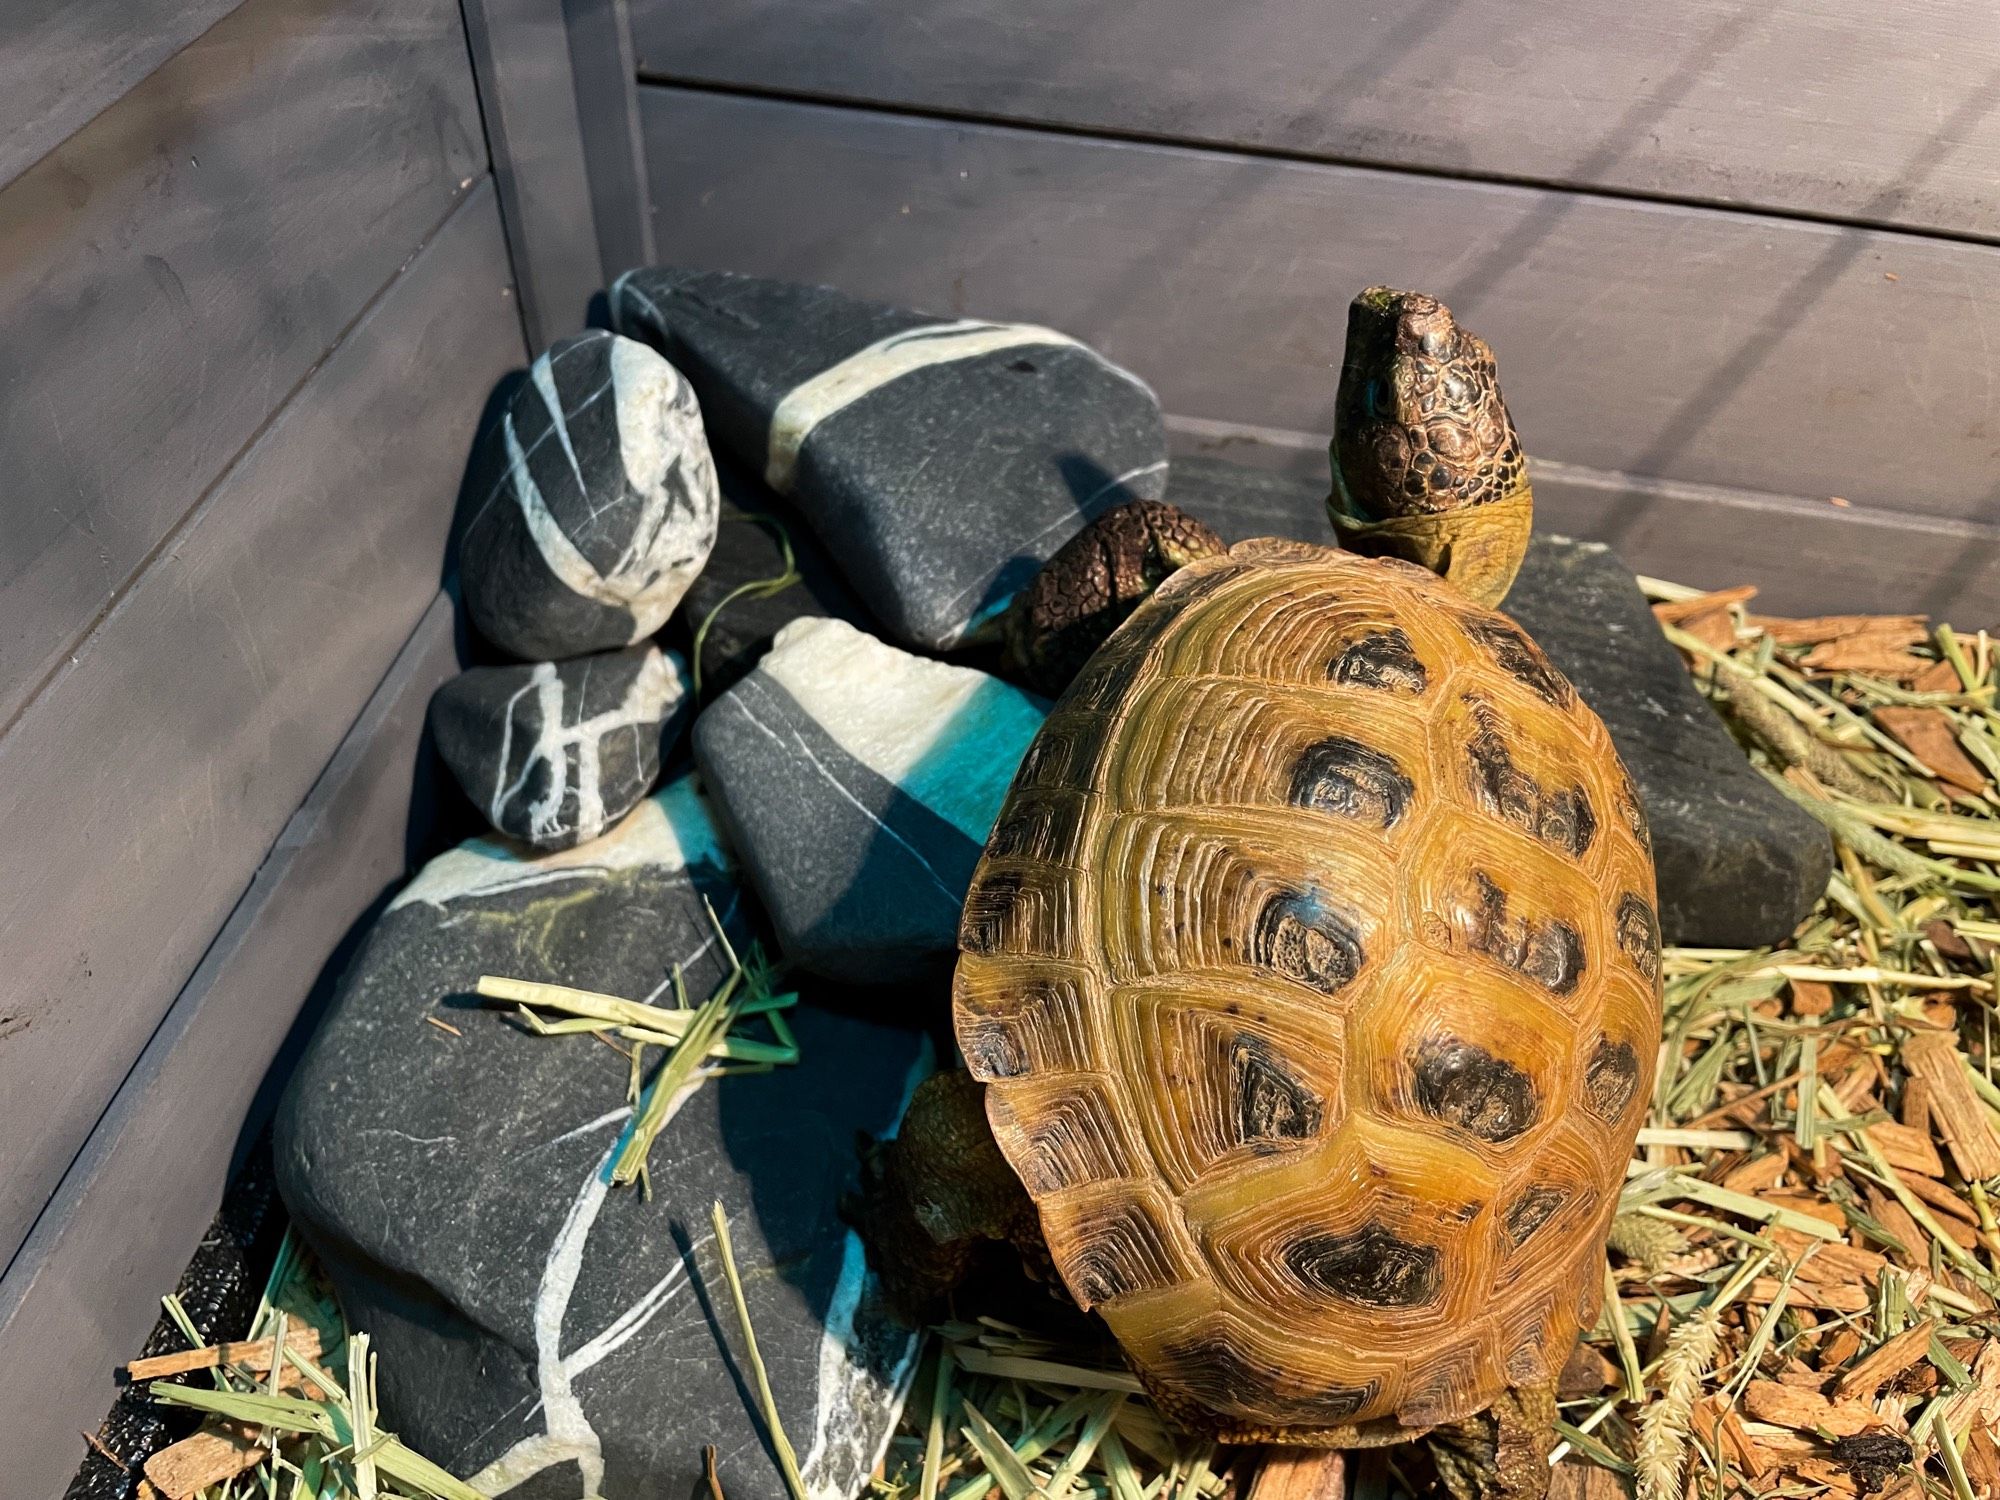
[1424,1382,1559,1500]
[852,1071,1044,1316]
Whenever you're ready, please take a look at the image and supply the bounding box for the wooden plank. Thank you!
[462,0,610,346]
[0,184,521,1270]
[1167,424,2000,626]
[0,0,487,731]
[639,87,2000,533]
[631,0,2000,242]
[0,593,464,1500]
[0,0,242,192]
[564,0,656,279]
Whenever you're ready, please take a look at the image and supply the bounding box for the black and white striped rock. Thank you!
[275,777,929,1500]
[694,617,1046,983]
[460,330,719,660]
[612,267,1167,652]
[428,643,691,851]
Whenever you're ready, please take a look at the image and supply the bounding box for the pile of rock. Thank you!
[276,269,1832,1499]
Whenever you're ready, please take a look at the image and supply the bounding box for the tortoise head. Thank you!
[1329,287,1532,607]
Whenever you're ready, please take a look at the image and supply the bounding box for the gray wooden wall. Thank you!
[0,1,533,1487]
[609,0,2000,622]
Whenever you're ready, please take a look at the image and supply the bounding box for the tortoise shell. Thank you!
[953,538,1661,1442]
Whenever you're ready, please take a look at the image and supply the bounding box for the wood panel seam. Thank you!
[0,175,513,746]
[633,75,2000,253]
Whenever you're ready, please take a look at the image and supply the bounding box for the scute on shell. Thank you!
[954,539,1661,1441]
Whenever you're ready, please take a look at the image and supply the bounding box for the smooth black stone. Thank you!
[460,329,719,660]
[1505,536,1833,947]
[429,644,690,851]
[611,267,1168,651]
[1165,456,1833,947]
[274,780,926,1500]
[674,454,875,699]
[693,618,1046,983]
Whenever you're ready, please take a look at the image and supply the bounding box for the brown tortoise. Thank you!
[862,289,1661,1498]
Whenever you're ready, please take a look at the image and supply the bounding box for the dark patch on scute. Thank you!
[1584,1038,1642,1123]
[1463,705,1596,858]
[1462,873,1585,997]
[1411,1035,1539,1143]
[1251,891,1366,995]
[1615,765,1654,856]
[1231,1034,1324,1144]
[1283,1223,1442,1308]
[1545,786,1598,861]
[1464,615,1574,708]
[1288,736,1414,829]
[959,1020,1027,1078]
[960,870,1025,955]
[1063,1200,1187,1306]
[1616,893,1662,982]
[1330,628,1428,692]
[1503,1186,1566,1247]
[1160,1337,1379,1424]
[984,800,1053,861]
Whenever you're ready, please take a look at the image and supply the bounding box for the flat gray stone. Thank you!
[274,778,927,1500]
[1165,455,1833,947]
[1504,535,1833,948]
[611,267,1167,651]
[460,330,719,660]
[694,618,1046,982]
[428,644,691,850]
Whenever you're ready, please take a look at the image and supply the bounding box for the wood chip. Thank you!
[1245,1449,1346,1499]
[1833,1319,1938,1401]
[1742,1380,1879,1436]
[1722,1152,1789,1194]
[1763,1190,1849,1229]
[1914,657,1966,692]
[1790,978,1835,1017]
[1866,1120,1946,1178]
[1801,644,1932,680]
[1556,1341,1617,1399]
[1900,1075,1933,1131]
[1791,1457,1863,1495]
[1753,613,1928,647]
[1767,1232,1886,1285]
[1874,706,1991,793]
[1547,1461,1634,1500]
[1861,1183,1929,1265]
[1750,1276,1870,1312]
[143,1425,263,1499]
[1898,1167,1980,1225]
[1925,918,1987,964]
[1820,1328,1864,1370]
[1654,586,1758,625]
[1902,1032,2000,1180]
[124,1326,322,1382]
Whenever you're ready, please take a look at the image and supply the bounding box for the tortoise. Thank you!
[861,289,1661,1498]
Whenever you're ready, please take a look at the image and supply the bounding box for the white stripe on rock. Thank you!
[754,618,1045,845]
[764,318,1152,492]
[489,648,685,846]
[503,339,718,640]
[390,772,730,913]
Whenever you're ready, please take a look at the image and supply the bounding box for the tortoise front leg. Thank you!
[853,1070,1043,1316]
[1423,1381,1558,1500]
